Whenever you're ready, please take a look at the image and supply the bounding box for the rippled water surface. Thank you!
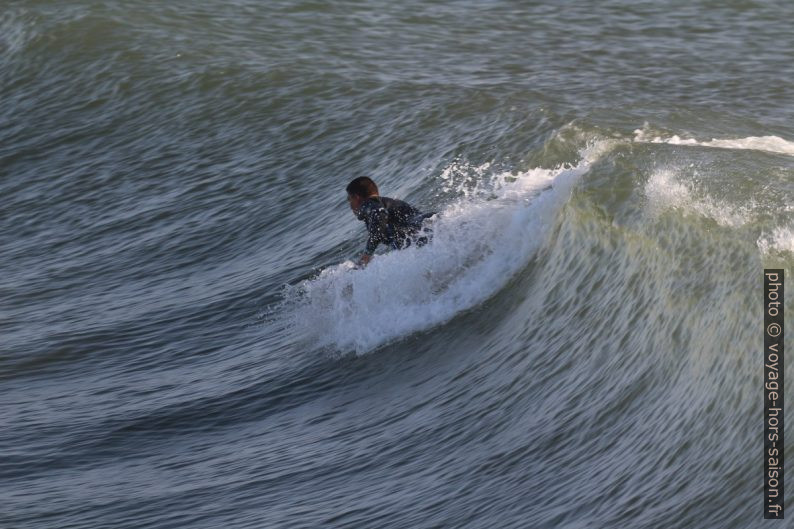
[1,1,792,527]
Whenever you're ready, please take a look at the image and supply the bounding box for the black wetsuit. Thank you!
[356,196,435,256]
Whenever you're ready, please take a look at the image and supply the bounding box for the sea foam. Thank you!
[634,128,794,157]
[757,225,794,256]
[644,168,753,227]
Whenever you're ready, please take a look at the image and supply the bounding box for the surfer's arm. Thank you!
[365,233,379,255]
[357,238,377,267]
[361,205,389,261]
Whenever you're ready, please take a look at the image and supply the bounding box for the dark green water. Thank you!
[1,1,792,527]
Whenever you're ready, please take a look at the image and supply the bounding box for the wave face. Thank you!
[2,1,792,528]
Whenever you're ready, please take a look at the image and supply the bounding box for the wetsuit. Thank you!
[356,196,436,256]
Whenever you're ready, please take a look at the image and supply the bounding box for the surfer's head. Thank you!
[346,176,379,212]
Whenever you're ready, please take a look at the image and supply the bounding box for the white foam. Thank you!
[279,147,604,354]
[644,168,751,227]
[634,128,794,156]
[438,159,493,197]
[757,225,794,256]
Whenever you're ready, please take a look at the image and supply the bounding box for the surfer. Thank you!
[346,176,436,267]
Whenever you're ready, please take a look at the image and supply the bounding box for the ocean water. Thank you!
[1,1,792,527]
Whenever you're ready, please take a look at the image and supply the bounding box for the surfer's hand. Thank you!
[358,253,372,267]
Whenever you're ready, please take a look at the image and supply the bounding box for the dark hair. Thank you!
[346,176,379,197]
